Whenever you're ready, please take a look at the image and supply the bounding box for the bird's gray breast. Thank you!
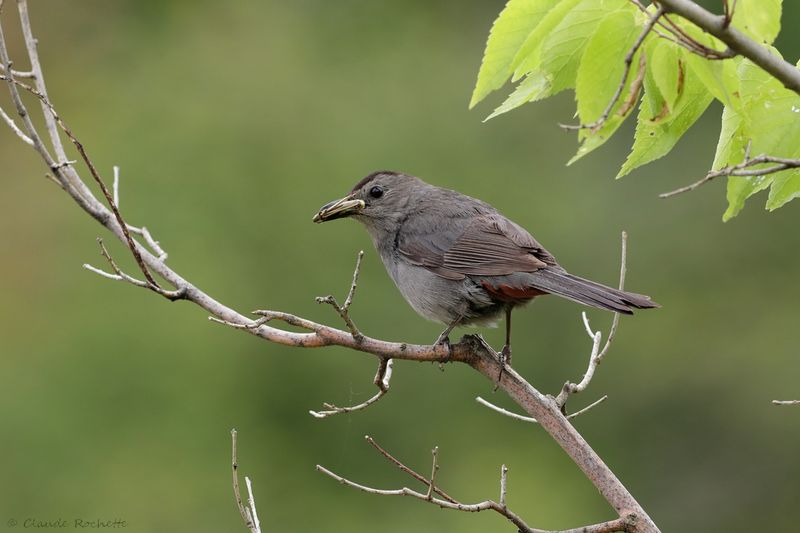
[386,253,501,326]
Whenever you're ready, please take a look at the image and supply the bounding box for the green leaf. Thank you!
[767,172,800,210]
[642,38,667,120]
[713,105,746,171]
[470,0,560,108]
[484,71,551,120]
[717,106,760,221]
[722,55,800,219]
[649,40,681,111]
[539,0,629,95]
[617,50,713,178]
[683,54,739,109]
[732,0,782,44]
[569,9,640,164]
[724,175,774,221]
[510,0,582,81]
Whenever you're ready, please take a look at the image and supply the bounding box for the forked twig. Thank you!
[83,238,185,300]
[309,358,394,418]
[317,438,633,533]
[555,232,628,409]
[477,395,608,423]
[660,150,800,198]
[316,250,364,340]
[231,429,262,533]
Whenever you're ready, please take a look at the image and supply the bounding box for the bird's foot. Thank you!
[495,344,512,387]
[500,344,512,367]
[434,334,451,371]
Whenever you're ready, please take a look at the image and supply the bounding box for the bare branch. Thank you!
[112,165,120,208]
[244,478,261,533]
[110,164,170,262]
[561,8,662,133]
[128,225,169,262]
[772,400,800,406]
[425,446,439,500]
[364,435,457,504]
[0,62,34,78]
[555,232,628,409]
[83,238,186,300]
[499,464,508,508]
[477,395,608,424]
[318,440,633,533]
[231,429,262,533]
[0,104,33,145]
[660,153,800,198]
[316,250,364,341]
[309,358,394,418]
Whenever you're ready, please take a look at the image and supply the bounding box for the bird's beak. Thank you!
[312,195,365,223]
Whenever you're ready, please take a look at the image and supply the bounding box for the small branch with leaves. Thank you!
[654,0,800,95]
[660,148,800,198]
[317,436,636,533]
[561,7,662,133]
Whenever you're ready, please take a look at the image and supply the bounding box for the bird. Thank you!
[313,171,658,363]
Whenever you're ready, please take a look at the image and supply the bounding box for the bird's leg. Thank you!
[495,307,513,386]
[501,306,513,367]
[434,315,462,367]
[434,316,461,347]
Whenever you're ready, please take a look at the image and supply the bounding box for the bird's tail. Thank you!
[529,269,659,314]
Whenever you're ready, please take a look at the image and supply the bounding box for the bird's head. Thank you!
[312,171,425,227]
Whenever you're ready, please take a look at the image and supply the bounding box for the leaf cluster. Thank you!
[471,0,798,219]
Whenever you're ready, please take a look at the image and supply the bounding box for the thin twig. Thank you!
[555,232,628,409]
[364,435,457,504]
[317,441,633,533]
[231,429,261,533]
[425,446,439,500]
[83,238,185,300]
[244,478,261,533]
[309,358,394,418]
[660,153,800,198]
[128,225,168,262]
[499,465,508,508]
[661,13,734,59]
[772,400,800,406]
[0,63,34,78]
[0,104,33,145]
[561,8,663,133]
[476,395,608,423]
[112,165,120,207]
[316,250,364,340]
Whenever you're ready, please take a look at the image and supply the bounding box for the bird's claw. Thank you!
[435,335,451,371]
[494,344,512,387]
[500,344,512,367]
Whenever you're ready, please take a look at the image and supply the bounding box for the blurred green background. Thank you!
[1,1,799,531]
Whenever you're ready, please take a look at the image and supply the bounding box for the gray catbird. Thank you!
[313,171,658,362]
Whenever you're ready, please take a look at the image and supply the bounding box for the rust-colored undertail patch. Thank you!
[481,281,548,303]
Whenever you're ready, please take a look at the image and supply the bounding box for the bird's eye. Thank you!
[369,186,384,199]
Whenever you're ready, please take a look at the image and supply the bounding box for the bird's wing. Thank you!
[399,213,557,280]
